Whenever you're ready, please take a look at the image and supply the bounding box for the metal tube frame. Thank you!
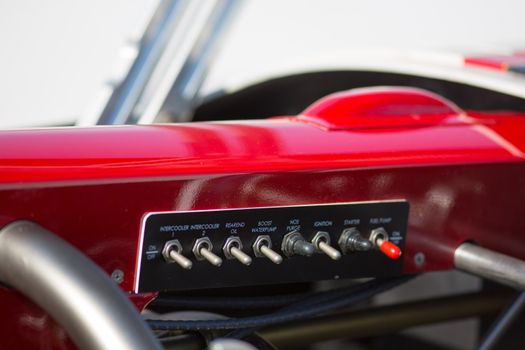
[455,243,525,290]
[160,292,511,350]
[0,221,162,350]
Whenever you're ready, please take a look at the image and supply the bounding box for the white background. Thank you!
[1,0,525,128]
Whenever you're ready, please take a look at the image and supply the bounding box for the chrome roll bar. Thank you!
[0,221,162,350]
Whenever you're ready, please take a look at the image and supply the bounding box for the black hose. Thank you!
[225,279,382,339]
[151,292,306,310]
[146,275,413,331]
[282,279,379,311]
[152,280,377,310]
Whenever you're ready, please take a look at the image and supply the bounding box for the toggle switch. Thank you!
[338,227,373,254]
[370,227,402,260]
[162,239,193,269]
[253,235,283,264]
[312,231,341,260]
[281,231,315,257]
[223,236,252,266]
[376,239,402,260]
[193,237,223,266]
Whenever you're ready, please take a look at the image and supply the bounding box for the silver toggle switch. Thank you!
[281,231,315,257]
[312,231,341,260]
[162,239,193,269]
[253,235,283,264]
[193,237,223,267]
[223,236,252,266]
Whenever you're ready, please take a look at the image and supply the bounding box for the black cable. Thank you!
[281,279,379,311]
[152,280,377,310]
[151,292,306,310]
[227,277,402,339]
[146,275,413,331]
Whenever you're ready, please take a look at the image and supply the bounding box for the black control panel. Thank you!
[135,201,409,292]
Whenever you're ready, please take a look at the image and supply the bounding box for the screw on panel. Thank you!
[111,269,124,284]
[414,252,426,267]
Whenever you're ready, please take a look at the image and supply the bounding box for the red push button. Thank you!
[377,239,402,260]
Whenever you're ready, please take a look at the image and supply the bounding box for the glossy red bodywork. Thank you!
[0,88,525,348]
[299,87,465,129]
